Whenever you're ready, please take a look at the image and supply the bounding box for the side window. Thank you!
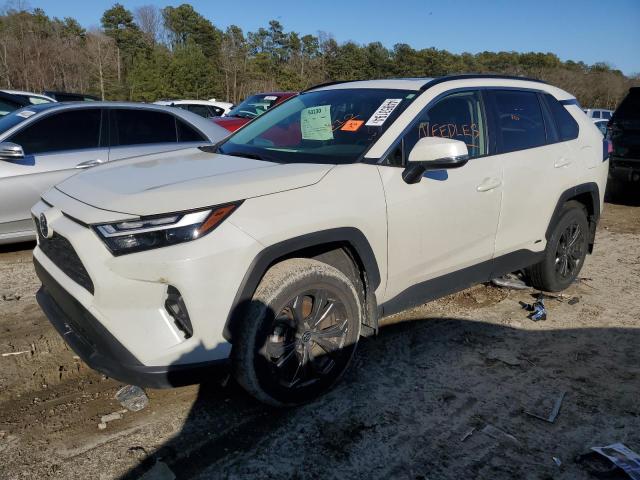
[385,90,487,166]
[592,111,601,119]
[186,104,212,118]
[602,111,611,120]
[112,109,177,146]
[544,94,579,141]
[9,109,101,155]
[177,119,206,142]
[491,90,546,153]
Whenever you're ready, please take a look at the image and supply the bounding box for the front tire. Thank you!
[528,201,589,292]
[232,258,362,406]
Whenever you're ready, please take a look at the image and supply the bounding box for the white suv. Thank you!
[32,75,608,406]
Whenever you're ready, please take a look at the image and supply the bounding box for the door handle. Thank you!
[75,159,104,169]
[554,157,572,168]
[476,177,502,192]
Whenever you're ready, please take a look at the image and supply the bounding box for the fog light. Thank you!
[165,286,193,339]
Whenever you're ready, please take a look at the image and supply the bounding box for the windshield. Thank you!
[0,104,57,134]
[226,94,286,119]
[218,88,417,164]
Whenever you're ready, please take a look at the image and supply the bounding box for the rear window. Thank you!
[491,90,546,153]
[544,94,579,141]
[613,89,640,121]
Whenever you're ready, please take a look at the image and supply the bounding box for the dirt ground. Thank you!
[1,184,639,480]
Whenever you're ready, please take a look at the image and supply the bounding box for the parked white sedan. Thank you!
[154,99,234,119]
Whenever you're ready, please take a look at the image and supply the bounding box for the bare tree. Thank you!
[135,5,163,45]
[85,30,117,100]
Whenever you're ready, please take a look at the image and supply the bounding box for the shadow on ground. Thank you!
[120,315,640,480]
[0,240,35,254]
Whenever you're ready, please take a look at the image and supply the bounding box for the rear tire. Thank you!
[232,258,362,407]
[528,201,589,292]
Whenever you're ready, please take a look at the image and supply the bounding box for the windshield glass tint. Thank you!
[227,94,283,119]
[219,89,417,164]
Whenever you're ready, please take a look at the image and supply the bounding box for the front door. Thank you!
[377,90,503,309]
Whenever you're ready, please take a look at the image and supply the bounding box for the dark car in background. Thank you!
[43,91,100,102]
[609,87,640,182]
[212,91,296,132]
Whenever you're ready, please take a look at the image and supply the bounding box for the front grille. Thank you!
[34,217,94,294]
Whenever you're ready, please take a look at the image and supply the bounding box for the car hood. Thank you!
[55,147,334,217]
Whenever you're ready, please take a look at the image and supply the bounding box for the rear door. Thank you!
[488,89,580,257]
[107,108,205,161]
[0,108,105,237]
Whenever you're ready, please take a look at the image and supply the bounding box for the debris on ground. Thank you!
[1,293,21,301]
[481,424,520,446]
[591,443,640,479]
[98,409,127,429]
[553,456,562,467]
[525,391,566,423]
[115,385,149,412]
[520,294,547,321]
[139,460,176,480]
[568,297,580,305]
[491,273,528,290]
[1,350,29,357]
[460,427,475,442]
[486,349,521,367]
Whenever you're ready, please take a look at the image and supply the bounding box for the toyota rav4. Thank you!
[32,75,608,406]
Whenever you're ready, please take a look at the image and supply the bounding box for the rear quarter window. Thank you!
[544,94,579,141]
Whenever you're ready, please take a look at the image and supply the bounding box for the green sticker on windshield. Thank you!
[301,105,333,141]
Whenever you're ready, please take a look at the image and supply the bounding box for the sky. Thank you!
[19,0,640,76]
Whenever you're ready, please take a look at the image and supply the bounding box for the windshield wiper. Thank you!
[225,151,267,161]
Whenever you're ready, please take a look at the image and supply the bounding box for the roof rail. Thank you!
[420,73,547,90]
[301,79,362,93]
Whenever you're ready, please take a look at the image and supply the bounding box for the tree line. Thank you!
[0,2,637,108]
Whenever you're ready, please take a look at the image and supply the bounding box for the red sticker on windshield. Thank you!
[340,119,364,132]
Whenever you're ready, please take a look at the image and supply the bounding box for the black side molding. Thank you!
[223,227,381,342]
[381,249,544,317]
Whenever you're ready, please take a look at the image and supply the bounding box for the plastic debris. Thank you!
[116,385,149,412]
[591,443,640,480]
[491,273,528,290]
[525,391,566,424]
[553,457,562,467]
[520,294,547,321]
[101,411,125,423]
[98,423,107,430]
[481,424,520,446]
[460,427,475,442]
[140,460,176,480]
[1,350,29,357]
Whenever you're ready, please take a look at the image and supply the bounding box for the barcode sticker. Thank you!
[365,99,402,127]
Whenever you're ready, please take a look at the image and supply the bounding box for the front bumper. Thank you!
[35,259,228,388]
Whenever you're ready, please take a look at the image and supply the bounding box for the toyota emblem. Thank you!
[39,212,52,238]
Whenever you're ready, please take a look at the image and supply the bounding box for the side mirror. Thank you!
[402,137,469,184]
[0,142,25,161]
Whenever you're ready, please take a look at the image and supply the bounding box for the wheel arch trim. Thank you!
[223,227,381,342]
[546,182,600,251]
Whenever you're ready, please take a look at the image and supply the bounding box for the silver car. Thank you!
[0,102,229,244]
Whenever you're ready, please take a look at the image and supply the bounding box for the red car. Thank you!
[212,92,297,132]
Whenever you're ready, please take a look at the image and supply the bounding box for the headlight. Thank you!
[94,202,241,255]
